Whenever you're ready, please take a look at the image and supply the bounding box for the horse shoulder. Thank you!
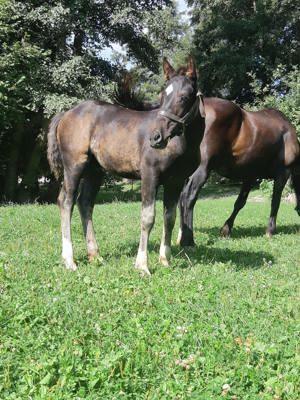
[201,98,243,157]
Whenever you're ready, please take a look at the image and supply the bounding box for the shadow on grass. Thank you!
[175,244,274,271]
[198,182,240,199]
[194,223,300,239]
[84,239,274,272]
[95,183,142,204]
[94,181,242,204]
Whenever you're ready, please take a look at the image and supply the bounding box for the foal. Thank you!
[47,58,204,275]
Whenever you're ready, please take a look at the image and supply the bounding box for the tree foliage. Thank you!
[0,0,299,202]
[189,0,300,103]
[0,0,171,201]
[248,66,300,132]
[112,3,193,100]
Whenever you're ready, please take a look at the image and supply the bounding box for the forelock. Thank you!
[176,66,187,76]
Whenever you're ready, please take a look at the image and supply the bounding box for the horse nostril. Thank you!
[153,131,162,143]
[150,130,163,147]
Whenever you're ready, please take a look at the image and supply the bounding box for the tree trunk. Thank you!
[74,30,84,55]
[17,139,43,203]
[3,120,24,201]
[17,114,49,202]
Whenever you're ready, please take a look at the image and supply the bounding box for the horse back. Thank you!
[56,100,156,178]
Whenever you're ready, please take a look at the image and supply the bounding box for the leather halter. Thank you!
[158,90,205,128]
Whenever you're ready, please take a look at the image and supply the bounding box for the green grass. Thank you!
[1,190,300,399]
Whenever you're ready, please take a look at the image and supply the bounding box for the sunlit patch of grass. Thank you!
[0,192,300,399]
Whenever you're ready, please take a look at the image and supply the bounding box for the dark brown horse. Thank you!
[179,98,300,245]
[47,58,204,275]
[115,80,300,246]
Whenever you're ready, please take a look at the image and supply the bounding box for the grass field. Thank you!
[1,186,300,399]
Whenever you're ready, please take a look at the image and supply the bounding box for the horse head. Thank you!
[150,57,204,149]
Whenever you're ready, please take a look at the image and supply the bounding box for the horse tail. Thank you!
[47,112,64,180]
[290,140,300,215]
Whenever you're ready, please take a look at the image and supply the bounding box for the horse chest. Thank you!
[159,138,189,169]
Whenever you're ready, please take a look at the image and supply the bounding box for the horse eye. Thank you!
[180,96,189,103]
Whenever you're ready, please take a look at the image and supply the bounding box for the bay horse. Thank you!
[115,79,300,246]
[47,58,205,275]
[179,98,300,245]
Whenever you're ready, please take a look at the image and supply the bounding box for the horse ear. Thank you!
[186,56,197,81]
[163,57,175,80]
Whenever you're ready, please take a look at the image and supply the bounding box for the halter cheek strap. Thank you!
[158,90,206,127]
[199,92,206,119]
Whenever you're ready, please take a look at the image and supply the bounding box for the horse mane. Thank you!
[113,73,160,111]
[112,64,193,111]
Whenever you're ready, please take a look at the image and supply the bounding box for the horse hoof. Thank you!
[139,268,151,277]
[179,238,195,247]
[159,256,170,267]
[134,264,151,276]
[220,226,231,238]
[177,229,195,247]
[88,252,99,262]
[266,231,273,238]
[65,261,77,271]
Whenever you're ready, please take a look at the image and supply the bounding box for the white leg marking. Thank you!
[159,242,171,266]
[135,204,155,276]
[62,236,77,271]
[176,227,182,245]
[135,250,151,276]
[159,203,176,266]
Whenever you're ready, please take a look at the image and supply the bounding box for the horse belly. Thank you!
[91,137,141,178]
[230,133,275,178]
[215,152,276,180]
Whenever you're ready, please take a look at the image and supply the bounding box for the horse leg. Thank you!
[177,162,209,247]
[58,165,85,270]
[266,171,289,237]
[291,167,300,216]
[135,176,158,276]
[77,165,104,261]
[220,181,254,238]
[159,183,182,266]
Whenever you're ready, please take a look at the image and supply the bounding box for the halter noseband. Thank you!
[150,90,206,148]
[158,90,205,129]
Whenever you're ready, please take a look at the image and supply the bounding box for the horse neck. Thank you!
[185,114,205,147]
